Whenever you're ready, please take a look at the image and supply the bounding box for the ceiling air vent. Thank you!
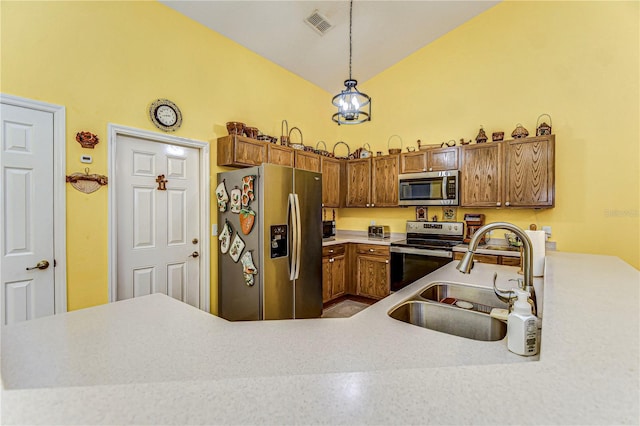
[305,10,333,35]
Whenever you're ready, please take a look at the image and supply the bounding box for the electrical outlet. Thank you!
[370,220,375,226]
[542,226,551,239]
[212,224,218,236]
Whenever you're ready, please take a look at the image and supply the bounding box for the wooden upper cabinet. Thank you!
[371,154,399,207]
[504,135,555,208]
[267,144,294,167]
[345,158,371,207]
[400,147,458,173]
[321,157,342,208]
[427,147,459,171]
[217,135,267,167]
[294,150,321,172]
[460,143,503,207]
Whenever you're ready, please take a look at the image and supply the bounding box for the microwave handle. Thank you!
[442,176,448,200]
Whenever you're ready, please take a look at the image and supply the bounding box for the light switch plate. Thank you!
[212,224,218,236]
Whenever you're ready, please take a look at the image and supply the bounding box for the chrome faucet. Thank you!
[456,222,537,316]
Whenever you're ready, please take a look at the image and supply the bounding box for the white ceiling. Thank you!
[160,1,500,93]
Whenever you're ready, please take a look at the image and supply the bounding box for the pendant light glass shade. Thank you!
[331,0,371,125]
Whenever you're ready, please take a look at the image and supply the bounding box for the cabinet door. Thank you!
[345,158,371,207]
[294,151,321,172]
[217,135,267,167]
[330,255,346,298]
[321,157,342,207]
[504,135,555,208]
[427,147,459,171]
[268,144,294,167]
[400,151,428,173]
[322,256,332,303]
[356,255,390,299]
[371,155,399,207]
[460,143,503,207]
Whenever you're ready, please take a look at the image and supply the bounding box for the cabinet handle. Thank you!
[505,201,510,206]
[329,249,334,253]
[496,202,501,206]
[385,260,389,264]
[329,258,334,263]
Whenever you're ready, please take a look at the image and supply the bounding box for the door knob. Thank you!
[26,260,50,271]
[189,251,200,258]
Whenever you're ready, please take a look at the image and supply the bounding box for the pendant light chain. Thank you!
[348,0,353,81]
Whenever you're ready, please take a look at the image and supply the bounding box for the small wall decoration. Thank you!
[155,175,168,191]
[66,168,108,194]
[415,206,428,221]
[149,99,182,132]
[442,207,457,221]
[75,131,99,149]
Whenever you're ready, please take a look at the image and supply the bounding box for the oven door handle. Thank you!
[390,246,453,258]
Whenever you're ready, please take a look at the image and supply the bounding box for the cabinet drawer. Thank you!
[501,256,521,266]
[323,244,346,257]
[355,244,389,257]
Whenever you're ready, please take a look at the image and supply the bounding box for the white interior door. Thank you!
[115,134,201,307]
[0,103,55,325]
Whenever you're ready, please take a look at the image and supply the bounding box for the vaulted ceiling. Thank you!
[160,1,500,93]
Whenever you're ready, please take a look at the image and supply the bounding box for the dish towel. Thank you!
[525,230,546,277]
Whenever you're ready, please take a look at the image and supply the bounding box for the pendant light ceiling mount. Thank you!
[331,0,371,125]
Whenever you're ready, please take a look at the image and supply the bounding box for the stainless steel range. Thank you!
[390,221,464,291]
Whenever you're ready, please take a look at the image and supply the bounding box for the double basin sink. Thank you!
[388,282,509,341]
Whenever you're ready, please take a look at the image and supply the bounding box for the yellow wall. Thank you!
[0,1,337,312]
[334,1,639,269]
[1,0,638,316]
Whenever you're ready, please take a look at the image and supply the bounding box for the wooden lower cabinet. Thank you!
[322,245,346,303]
[453,251,520,266]
[355,244,390,300]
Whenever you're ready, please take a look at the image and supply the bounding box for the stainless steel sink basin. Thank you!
[420,282,508,313]
[388,281,508,341]
[388,300,506,341]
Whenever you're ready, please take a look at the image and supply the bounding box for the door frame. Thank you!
[107,124,210,312]
[0,93,67,315]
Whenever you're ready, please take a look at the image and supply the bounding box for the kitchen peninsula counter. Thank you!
[2,252,638,424]
[322,230,405,246]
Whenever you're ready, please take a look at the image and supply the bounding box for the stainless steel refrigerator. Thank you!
[217,163,322,320]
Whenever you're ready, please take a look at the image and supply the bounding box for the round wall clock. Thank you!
[149,99,182,132]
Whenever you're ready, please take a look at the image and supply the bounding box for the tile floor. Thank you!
[321,299,372,318]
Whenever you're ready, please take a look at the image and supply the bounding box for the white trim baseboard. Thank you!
[0,93,67,315]
[107,124,211,313]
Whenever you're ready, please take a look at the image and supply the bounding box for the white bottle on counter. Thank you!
[507,289,538,356]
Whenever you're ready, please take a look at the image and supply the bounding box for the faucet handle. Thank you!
[509,277,524,290]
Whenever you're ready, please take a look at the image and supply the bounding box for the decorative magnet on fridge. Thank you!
[239,207,256,235]
[229,234,245,262]
[230,187,241,213]
[240,251,258,286]
[216,180,230,212]
[241,175,255,207]
[219,220,232,254]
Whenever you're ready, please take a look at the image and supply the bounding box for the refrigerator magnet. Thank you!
[230,188,241,213]
[216,180,229,212]
[240,251,258,286]
[219,220,232,254]
[239,208,256,235]
[241,175,256,206]
[229,234,245,262]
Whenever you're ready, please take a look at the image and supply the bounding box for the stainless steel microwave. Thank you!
[398,170,459,206]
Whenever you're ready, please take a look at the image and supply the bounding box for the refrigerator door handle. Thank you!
[288,193,298,281]
[293,193,302,280]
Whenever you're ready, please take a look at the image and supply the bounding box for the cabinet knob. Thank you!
[496,202,501,206]
[429,167,433,172]
[369,248,375,252]
[366,203,370,207]
[371,203,375,207]
[505,201,510,206]
[329,258,334,263]
[385,260,389,264]
[423,168,427,172]
[329,249,334,253]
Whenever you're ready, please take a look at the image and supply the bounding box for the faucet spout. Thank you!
[456,222,537,316]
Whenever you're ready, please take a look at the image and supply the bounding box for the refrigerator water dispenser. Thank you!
[270,225,288,258]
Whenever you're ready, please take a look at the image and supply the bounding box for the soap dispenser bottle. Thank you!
[507,289,538,356]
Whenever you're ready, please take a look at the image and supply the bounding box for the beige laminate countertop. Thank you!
[2,252,638,424]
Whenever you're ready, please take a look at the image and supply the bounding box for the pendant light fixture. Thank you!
[332,0,371,125]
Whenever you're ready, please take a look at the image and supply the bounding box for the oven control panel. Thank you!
[405,221,463,236]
